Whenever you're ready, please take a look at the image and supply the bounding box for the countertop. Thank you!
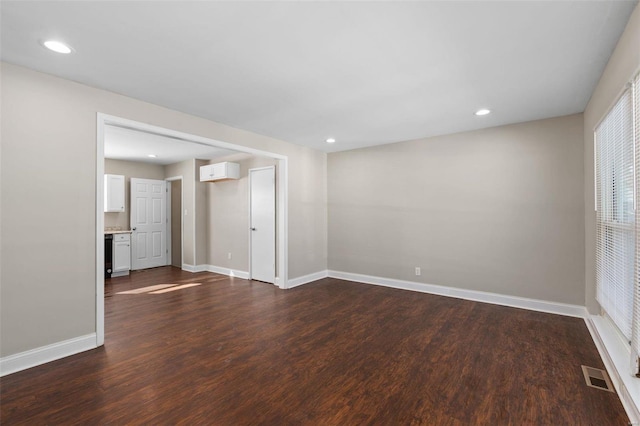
[104,230,133,234]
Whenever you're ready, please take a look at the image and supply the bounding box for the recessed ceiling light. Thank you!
[475,109,491,116]
[147,154,157,158]
[42,40,73,54]
[326,138,336,144]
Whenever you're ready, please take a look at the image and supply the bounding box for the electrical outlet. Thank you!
[228,252,232,260]
[415,267,421,276]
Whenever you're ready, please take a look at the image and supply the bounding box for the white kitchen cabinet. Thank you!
[199,162,240,182]
[112,233,131,276]
[104,174,125,212]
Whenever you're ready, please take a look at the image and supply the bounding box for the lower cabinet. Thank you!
[112,233,131,277]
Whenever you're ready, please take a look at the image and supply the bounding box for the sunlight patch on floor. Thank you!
[149,283,202,294]
[116,283,201,295]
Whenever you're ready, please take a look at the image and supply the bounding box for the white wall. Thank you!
[328,114,585,305]
[0,62,327,357]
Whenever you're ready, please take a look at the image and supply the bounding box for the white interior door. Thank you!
[249,167,275,284]
[131,178,167,270]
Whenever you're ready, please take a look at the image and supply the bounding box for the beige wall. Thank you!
[287,144,327,278]
[104,159,165,230]
[584,4,640,313]
[328,114,585,305]
[206,154,278,272]
[2,65,96,356]
[0,62,327,357]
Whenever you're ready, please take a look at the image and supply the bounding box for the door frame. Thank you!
[165,176,184,269]
[248,166,276,284]
[96,113,289,346]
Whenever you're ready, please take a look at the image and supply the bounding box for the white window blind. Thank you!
[633,72,640,367]
[595,88,634,341]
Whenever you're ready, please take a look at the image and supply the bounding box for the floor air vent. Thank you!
[581,365,614,392]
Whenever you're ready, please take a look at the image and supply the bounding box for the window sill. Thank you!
[586,314,640,425]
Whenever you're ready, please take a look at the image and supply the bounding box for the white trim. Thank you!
[181,263,197,272]
[206,264,250,280]
[185,265,323,286]
[181,264,249,279]
[328,270,588,318]
[192,159,197,267]
[287,270,328,288]
[166,180,172,265]
[181,264,208,273]
[586,315,640,425]
[99,114,287,160]
[96,114,106,347]
[0,334,97,377]
[278,158,288,289]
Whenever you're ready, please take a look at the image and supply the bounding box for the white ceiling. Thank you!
[104,125,239,165]
[1,1,637,153]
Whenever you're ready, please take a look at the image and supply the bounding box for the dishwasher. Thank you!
[105,234,113,279]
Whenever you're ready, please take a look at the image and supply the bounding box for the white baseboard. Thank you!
[206,265,250,280]
[181,263,196,272]
[585,316,640,425]
[287,270,328,288]
[186,265,327,289]
[0,333,97,377]
[182,264,208,273]
[328,270,588,318]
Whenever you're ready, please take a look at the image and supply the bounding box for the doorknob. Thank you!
[132,227,137,231]
[251,227,256,231]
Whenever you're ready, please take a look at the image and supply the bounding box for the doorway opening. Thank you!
[96,113,289,346]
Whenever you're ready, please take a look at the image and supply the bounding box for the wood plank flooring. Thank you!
[1,266,629,425]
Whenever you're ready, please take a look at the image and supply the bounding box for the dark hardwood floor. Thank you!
[1,267,629,425]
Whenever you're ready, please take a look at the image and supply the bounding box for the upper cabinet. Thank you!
[200,162,240,182]
[104,174,125,212]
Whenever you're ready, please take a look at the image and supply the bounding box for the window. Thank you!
[595,89,634,342]
[634,72,640,371]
